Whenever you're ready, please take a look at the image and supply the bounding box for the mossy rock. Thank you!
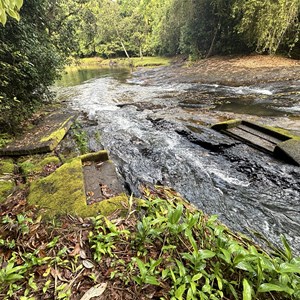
[40,117,73,150]
[28,156,128,217]
[0,158,15,175]
[19,155,60,176]
[211,119,241,131]
[0,181,14,202]
[80,151,109,163]
[0,113,76,156]
[263,126,300,141]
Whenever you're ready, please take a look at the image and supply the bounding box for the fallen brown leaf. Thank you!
[80,283,107,300]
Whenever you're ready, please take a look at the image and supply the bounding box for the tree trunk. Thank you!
[139,46,143,59]
[120,41,130,59]
[206,22,220,58]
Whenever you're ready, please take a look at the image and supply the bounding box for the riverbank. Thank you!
[73,54,300,84]
[145,54,300,86]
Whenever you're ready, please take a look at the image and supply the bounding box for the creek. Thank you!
[55,65,300,254]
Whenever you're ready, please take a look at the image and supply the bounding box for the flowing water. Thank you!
[55,66,300,253]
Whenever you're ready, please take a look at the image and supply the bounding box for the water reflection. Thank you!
[55,66,131,87]
[213,97,287,116]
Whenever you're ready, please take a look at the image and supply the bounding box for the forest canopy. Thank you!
[0,0,300,131]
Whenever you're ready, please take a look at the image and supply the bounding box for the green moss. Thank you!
[28,158,85,217]
[0,158,15,175]
[211,119,241,131]
[80,150,109,163]
[28,157,128,218]
[263,126,300,140]
[0,181,14,202]
[19,161,35,175]
[0,133,13,148]
[19,155,60,176]
[40,117,72,150]
[83,194,128,217]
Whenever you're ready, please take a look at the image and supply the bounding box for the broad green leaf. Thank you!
[136,258,147,277]
[170,268,176,283]
[280,235,292,261]
[199,249,216,260]
[190,281,196,294]
[220,248,231,264]
[258,283,293,295]
[192,273,202,281]
[186,287,194,300]
[228,283,239,300]
[242,279,252,300]
[169,204,183,224]
[149,258,162,271]
[7,8,19,20]
[175,284,186,300]
[176,259,186,277]
[279,262,300,274]
[15,0,23,9]
[0,6,7,25]
[235,261,255,273]
[162,269,169,279]
[6,273,24,281]
[145,275,160,286]
[216,275,223,290]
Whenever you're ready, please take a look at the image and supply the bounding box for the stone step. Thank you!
[0,112,76,156]
[212,119,300,166]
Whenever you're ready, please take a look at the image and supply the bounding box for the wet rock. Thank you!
[175,123,238,152]
[275,139,300,166]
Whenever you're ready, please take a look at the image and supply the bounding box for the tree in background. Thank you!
[233,0,300,54]
[1,0,300,132]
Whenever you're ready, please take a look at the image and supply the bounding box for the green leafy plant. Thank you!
[89,215,130,261]
[71,122,89,154]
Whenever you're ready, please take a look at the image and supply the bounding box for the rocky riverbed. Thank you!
[55,55,300,253]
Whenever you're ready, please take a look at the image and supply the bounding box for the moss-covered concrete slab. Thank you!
[274,139,300,166]
[28,151,127,217]
[18,154,61,182]
[0,158,15,202]
[0,112,76,156]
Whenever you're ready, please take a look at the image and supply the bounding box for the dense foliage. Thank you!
[0,0,66,132]
[0,0,299,131]
[0,187,299,299]
[62,0,299,58]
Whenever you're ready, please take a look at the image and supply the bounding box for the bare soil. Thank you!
[178,54,300,85]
